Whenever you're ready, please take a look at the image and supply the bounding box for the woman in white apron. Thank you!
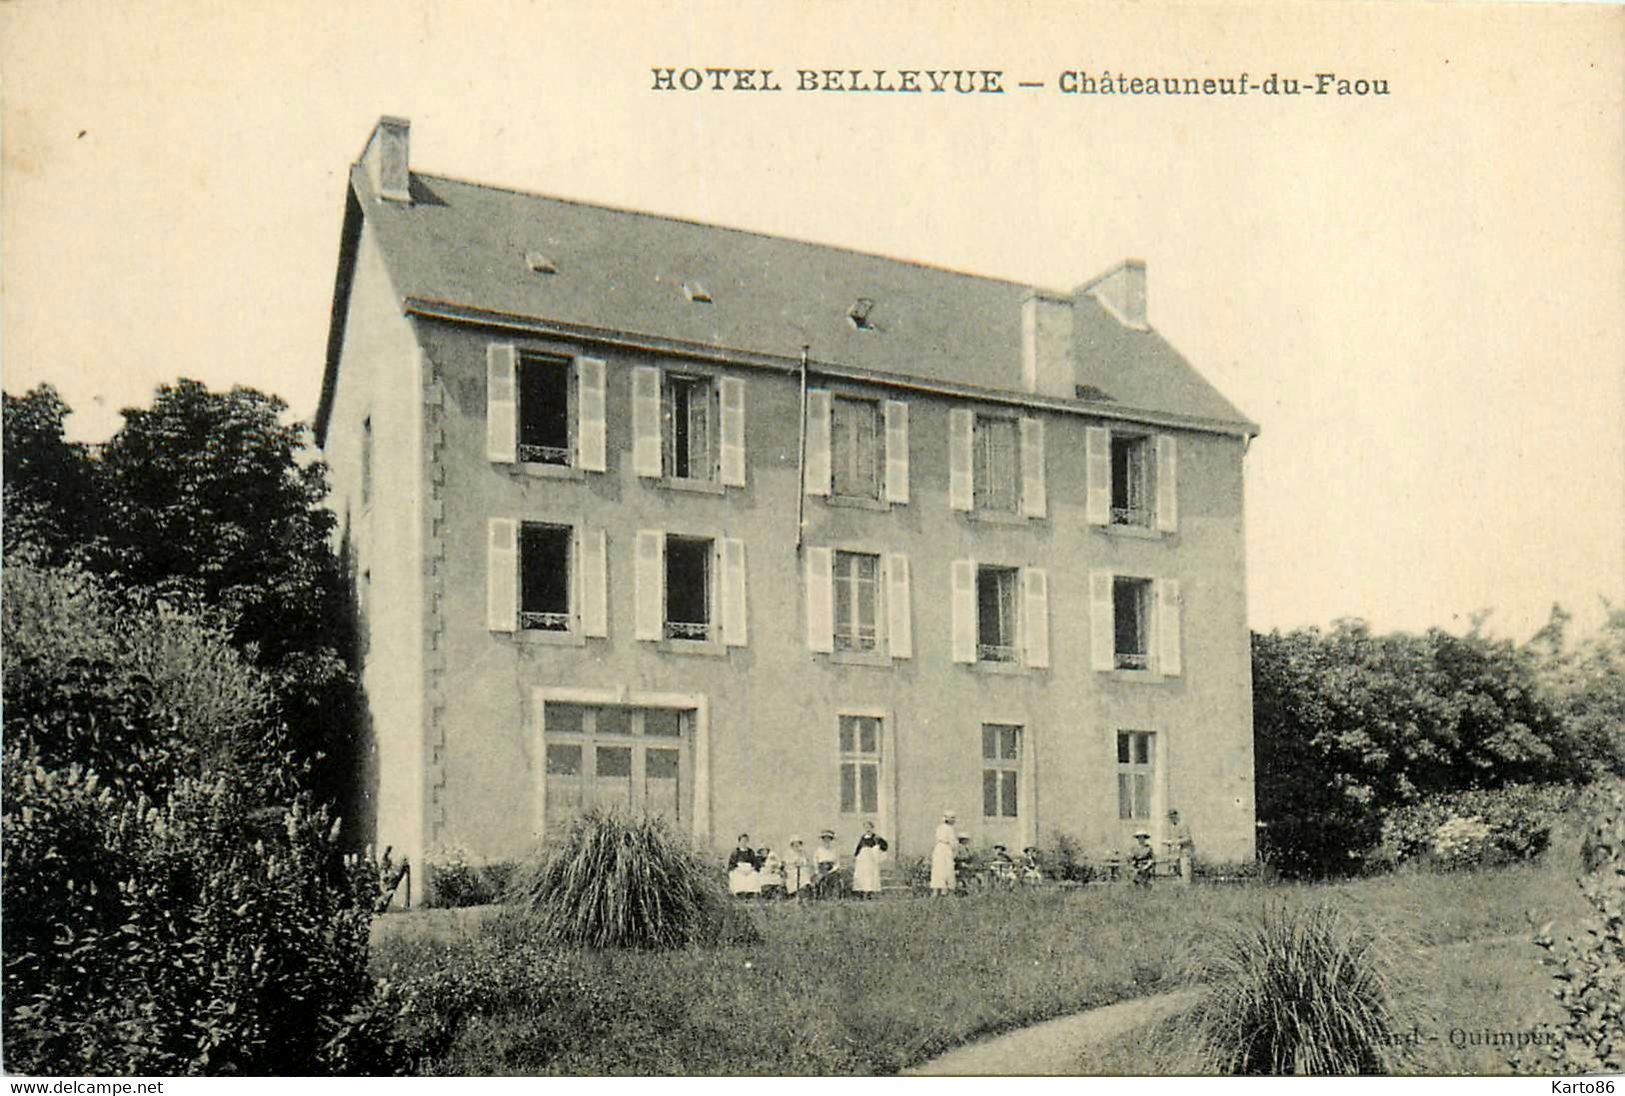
[852,819,889,898]
[930,810,958,896]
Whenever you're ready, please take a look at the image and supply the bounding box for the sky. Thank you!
[3,0,1622,642]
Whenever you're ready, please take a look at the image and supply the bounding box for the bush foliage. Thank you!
[518,809,756,950]
[1516,779,1625,1073]
[1253,620,1588,877]
[1375,783,1575,871]
[0,559,401,1075]
[424,847,520,909]
[1189,902,1417,1075]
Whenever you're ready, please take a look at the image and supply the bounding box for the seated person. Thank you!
[989,843,1017,886]
[727,833,762,897]
[758,847,785,898]
[1130,830,1155,887]
[813,829,839,879]
[1020,846,1045,885]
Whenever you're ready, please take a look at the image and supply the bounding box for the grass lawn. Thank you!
[370,856,1589,1075]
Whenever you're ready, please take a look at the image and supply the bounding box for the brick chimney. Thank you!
[1081,259,1148,331]
[361,116,411,203]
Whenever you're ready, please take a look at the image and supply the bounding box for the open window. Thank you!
[1111,434,1154,527]
[664,374,716,482]
[664,535,713,642]
[1112,576,1152,670]
[520,522,573,632]
[518,354,574,466]
[976,565,1020,663]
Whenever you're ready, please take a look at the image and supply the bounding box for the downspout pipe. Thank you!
[796,345,809,551]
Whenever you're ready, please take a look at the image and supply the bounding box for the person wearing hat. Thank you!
[1020,846,1045,886]
[1130,830,1155,887]
[989,843,1016,888]
[782,835,813,897]
[728,833,762,897]
[813,829,839,880]
[930,810,958,896]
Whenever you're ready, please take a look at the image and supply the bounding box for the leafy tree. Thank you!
[3,379,360,813]
[2,385,100,563]
[1528,603,1625,779]
[1253,620,1581,877]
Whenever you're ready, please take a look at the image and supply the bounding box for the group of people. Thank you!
[727,820,891,899]
[727,807,1197,899]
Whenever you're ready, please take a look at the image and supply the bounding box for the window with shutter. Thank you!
[883,400,910,504]
[832,551,881,652]
[664,375,716,482]
[486,345,518,463]
[631,367,663,477]
[517,354,574,466]
[1023,568,1050,669]
[576,357,607,472]
[832,397,881,500]
[519,522,572,632]
[975,566,1020,663]
[487,518,518,632]
[720,378,746,487]
[721,537,747,647]
[664,535,714,642]
[633,530,663,640]
[950,560,976,663]
[1113,576,1153,670]
[973,416,1020,513]
[805,390,833,497]
[806,546,835,653]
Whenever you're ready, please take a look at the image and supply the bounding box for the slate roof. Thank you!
[318,161,1256,443]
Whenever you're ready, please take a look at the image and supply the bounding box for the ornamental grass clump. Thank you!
[1189,901,1416,1075]
[520,808,754,950]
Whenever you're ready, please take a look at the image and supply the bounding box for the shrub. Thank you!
[1515,779,1625,1074]
[1188,902,1417,1074]
[1375,783,1574,870]
[517,809,756,950]
[424,847,520,908]
[1041,829,1096,883]
[1193,859,1266,884]
[1,754,406,1075]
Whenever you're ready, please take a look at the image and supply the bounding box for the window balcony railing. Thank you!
[664,620,713,642]
[977,643,1018,664]
[835,631,878,653]
[1111,506,1151,527]
[518,443,572,466]
[1115,652,1149,671]
[521,611,572,632]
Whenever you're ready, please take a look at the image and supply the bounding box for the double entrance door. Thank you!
[542,701,693,838]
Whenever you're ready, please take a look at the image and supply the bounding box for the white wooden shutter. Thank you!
[486,344,518,463]
[1089,569,1115,671]
[1023,567,1051,669]
[634,530,664,640]
[1085,426,1111,525]
[951,559,976,663]
[581,527,608,637]
[887,552,913,659]
[884,400,910,505]
[720,377,746,487]
[1020,417,1047,519]
[1156,434,1178,533]
[949,409,974,512]
[487,518,518,632]
[576,356,607,472]
[632,366,663,477]
[805,546,834,653]
[721,537,748,646]
[1158,578,1182,677]
[805,390,832,496]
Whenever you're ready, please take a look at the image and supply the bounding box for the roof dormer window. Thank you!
[526,251,558,275]
[683,282,713,304]
[848,298,876,330]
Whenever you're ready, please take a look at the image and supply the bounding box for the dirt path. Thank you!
[906,988,1203,1076]
[908,931,1541,1075]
